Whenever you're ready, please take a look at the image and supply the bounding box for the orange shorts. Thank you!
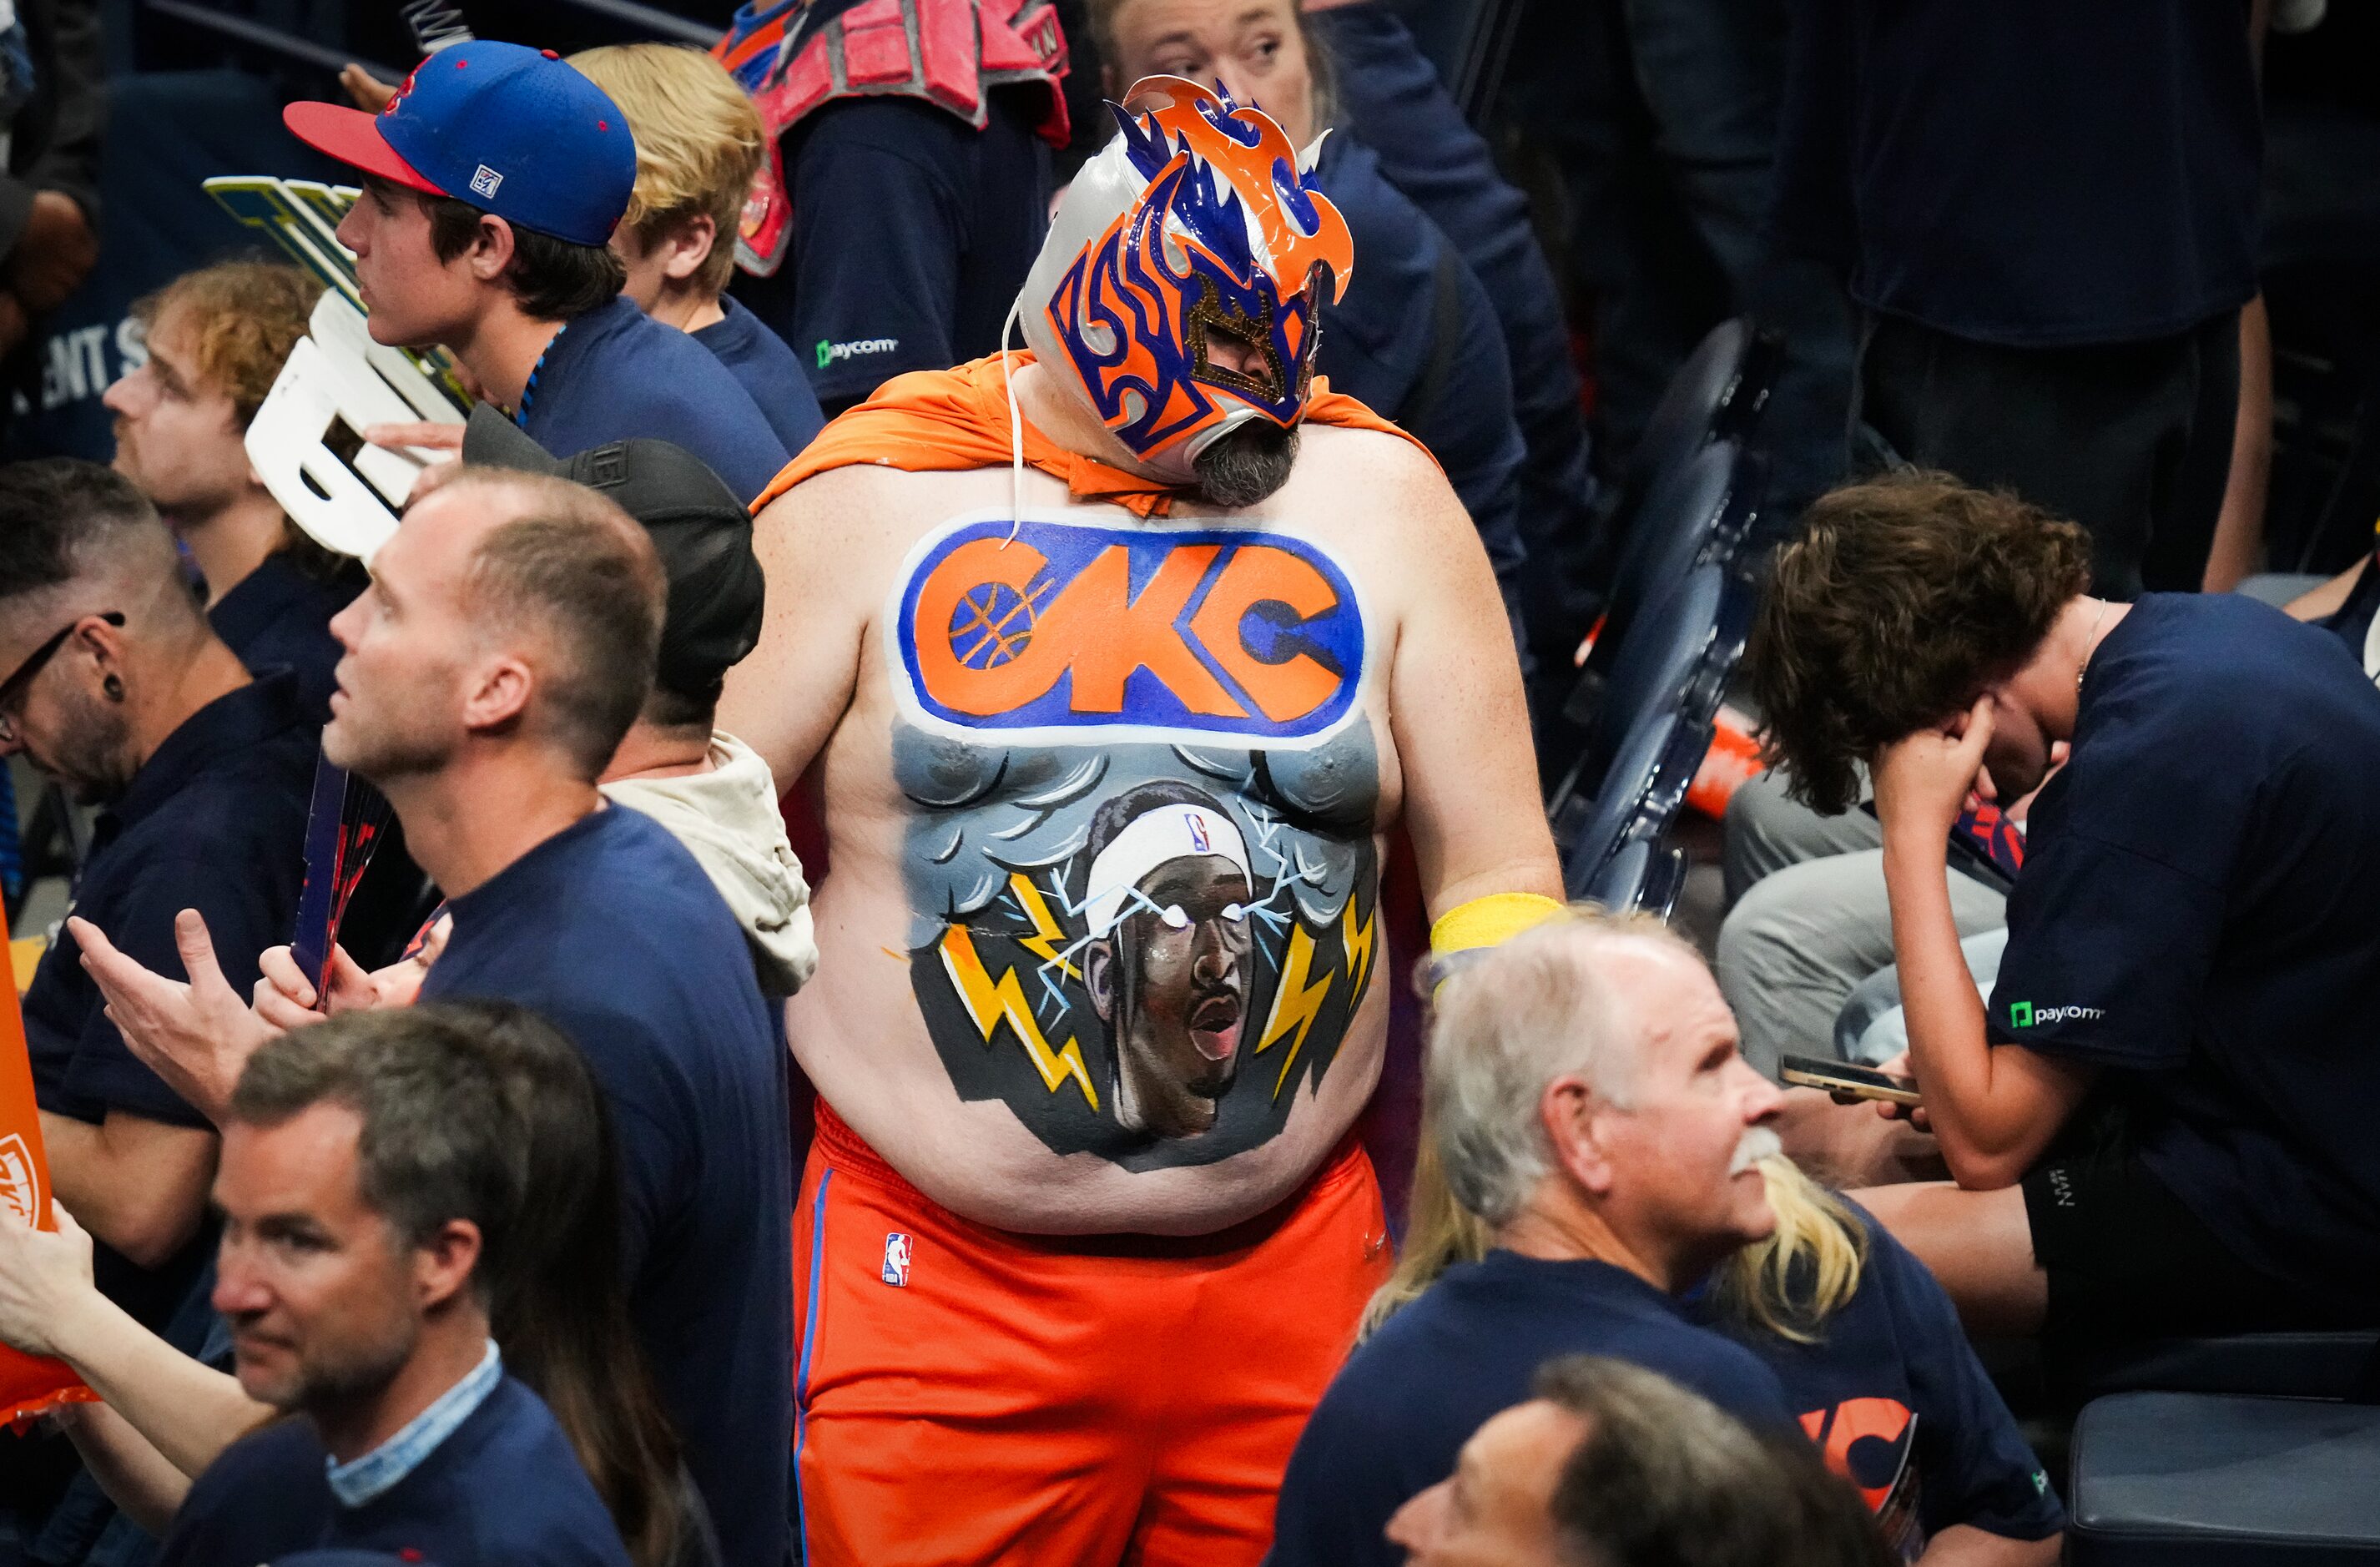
[792,1104,1390,1566]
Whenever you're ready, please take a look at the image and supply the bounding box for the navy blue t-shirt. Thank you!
[23,672,315,1328]
[1312,1,1601,658]
[1267,1252,1793,1567]
[207,550,365,720]
[418,805,792,1567]
[690,294,825,458]
[1698,1207,2064,1558]
[520,295,789,504]
[1773,0,2260,345]
[156,1378,628,1567]
[1989,594,2380,1308]
[734,91,1051,414]
[1310,133,1529,658]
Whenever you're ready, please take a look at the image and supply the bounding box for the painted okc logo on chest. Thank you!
[894,516,1365,742]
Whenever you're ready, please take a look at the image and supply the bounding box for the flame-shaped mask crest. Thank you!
[1017,76,1354,482]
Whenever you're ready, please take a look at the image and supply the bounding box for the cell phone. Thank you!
[1777,1054,1924,1106]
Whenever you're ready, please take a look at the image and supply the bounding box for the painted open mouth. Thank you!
[1188,992,1243,1062]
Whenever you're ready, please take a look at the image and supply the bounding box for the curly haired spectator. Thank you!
[105,261,366,717]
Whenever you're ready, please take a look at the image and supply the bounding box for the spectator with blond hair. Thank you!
[103,260,363,717]
[568,43,822,456]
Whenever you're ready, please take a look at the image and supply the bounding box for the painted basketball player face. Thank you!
[891,514,1380,1167]
[1087,853,1257,1138]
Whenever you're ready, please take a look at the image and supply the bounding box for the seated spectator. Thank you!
[459,407,814,998]
[1699,1164,2063,1564]
[1389,1355,1896,1567]
[152,1007,632,1567]
[564,44,824,457]
[1267,912,1793,1567]
[104,260,366,718]
[285,41,790,501]
[0,460,314,1335]
[1373,1101,2062,1561]
[1750,472,2380,1341]
[77,467,793,1567]
[1089,0,1533,655]
[0,1001,717,1567]
[714,0,1066,416]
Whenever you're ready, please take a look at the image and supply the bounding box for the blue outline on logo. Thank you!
[892,515,1367,744]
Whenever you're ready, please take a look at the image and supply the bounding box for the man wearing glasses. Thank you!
[0,458,315,1344]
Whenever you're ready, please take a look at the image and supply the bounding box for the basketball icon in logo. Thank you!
[948,581,1043,672]
[0,1132,39,1227]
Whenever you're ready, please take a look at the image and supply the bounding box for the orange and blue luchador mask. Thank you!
[1017,77,1355,483]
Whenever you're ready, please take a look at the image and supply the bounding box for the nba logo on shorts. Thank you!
[470,164,503,199]
[880,1232,913,1287]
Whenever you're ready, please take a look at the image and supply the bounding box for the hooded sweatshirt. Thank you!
[600,732,817,997]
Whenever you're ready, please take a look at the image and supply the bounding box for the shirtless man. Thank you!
[721,78,1562,1566]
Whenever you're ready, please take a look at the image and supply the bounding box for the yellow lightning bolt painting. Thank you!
[939,925,1100,1109]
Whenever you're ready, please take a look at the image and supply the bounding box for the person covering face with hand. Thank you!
[1752,471,2380,1345]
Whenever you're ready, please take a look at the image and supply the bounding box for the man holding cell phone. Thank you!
[1749,471,2380,1343]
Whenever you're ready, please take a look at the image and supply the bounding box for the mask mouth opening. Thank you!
[1186,277,1285,405]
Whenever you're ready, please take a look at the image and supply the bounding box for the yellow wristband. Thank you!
[1430,892,1568,957]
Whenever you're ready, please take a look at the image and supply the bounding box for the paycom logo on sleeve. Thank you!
[2009,1000,2105,1028]
[818,336,899,370]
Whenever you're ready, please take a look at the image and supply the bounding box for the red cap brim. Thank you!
[282,101,446,196]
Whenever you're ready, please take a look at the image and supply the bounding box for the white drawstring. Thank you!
[1000,300,1026,548]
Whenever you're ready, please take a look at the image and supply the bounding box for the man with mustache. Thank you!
[1081,784,1256,1140]
[1268,913,1794,1567]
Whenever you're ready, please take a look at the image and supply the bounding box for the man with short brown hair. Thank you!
[79,468,796,1565]
[1749,471,2380,1345]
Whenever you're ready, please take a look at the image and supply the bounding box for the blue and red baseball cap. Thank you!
[284,40,636,247]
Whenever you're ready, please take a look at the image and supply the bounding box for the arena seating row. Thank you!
[1545,318,1777,912]
[2067,1335,2380,1562]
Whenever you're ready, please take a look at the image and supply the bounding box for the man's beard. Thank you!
[240,1314,416,1416]
[1192,421,1299,510]
[44,683,135,804]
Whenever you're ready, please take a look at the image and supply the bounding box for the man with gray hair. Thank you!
[1268,913,1795,1567]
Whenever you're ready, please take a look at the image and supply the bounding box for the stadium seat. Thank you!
[1583,839,1687,920]
[1560,564,1727,804]
[1557,706,1714,903]
[2069,1391,2380,1564]
[1591,439,1748,683]
[1621,319,1777,529]
[2061,1333,2380,1402]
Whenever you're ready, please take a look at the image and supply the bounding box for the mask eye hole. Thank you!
[1158,904,1191,929]
[1222,903,1247,922]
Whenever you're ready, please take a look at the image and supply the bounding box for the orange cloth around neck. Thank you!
[749,351,1435,517]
